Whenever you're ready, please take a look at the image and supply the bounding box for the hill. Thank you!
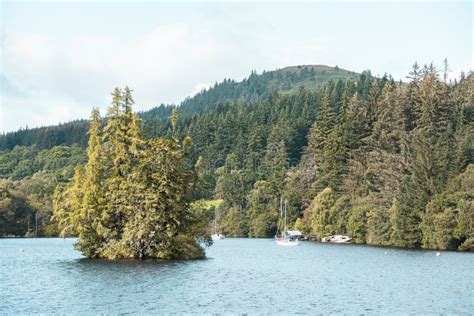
[0,65,359,151]
[170,65,358,116]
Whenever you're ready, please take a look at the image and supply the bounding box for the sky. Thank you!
[0,1,472,133]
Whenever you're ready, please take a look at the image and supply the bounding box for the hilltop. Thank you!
[0,65,359,150]
[169,64,358,116]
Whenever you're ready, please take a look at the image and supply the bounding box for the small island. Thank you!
[53,87,210,260]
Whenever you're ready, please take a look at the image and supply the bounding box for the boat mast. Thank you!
[278,198,283,235]
[214,207,217,234]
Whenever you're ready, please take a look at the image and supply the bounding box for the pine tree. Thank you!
[78,108,106,257]
[305,89,337,193]
[260,140,289,185]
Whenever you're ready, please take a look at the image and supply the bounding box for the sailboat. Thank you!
[275,199,300,246]
[211,207,225,240]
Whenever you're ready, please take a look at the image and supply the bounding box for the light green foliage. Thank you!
[307,187,336,238]
[247,181,279,237]
[302,187,352,239]
[190,199,220,237]
[347,200,369,244]
[388,197,419,248]
[294,217,311,235]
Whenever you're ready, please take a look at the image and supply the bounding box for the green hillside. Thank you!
[0,65,358,151]
[172,65,359,116]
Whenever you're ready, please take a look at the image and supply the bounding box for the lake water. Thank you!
[0,238,473,314]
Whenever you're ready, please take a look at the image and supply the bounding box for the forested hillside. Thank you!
[1,63,472,251]
[0,65,357,151]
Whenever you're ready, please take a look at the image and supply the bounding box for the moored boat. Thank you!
[321,235,352,243]
[212,233,225,240]
[275,199,300,246]
[275,234,300,246]
[212,208,225,240]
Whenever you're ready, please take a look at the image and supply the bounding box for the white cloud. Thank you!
[0,20,328,132]
[1,91,89,132]
[191,83,212,96]
[447,60,473,82]
[1,2,471,133]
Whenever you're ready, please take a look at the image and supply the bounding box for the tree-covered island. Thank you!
[53,87,211,259]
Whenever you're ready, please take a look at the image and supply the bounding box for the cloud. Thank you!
[1,91,88,132]
[191,83,212,97]
[447,60,473,82]
[0,20,328,132]
[1,2,471,133]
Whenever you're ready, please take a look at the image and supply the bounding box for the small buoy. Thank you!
[436,252,440,256]
[19,248,25,253]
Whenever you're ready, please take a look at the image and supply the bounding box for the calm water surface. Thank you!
[0,238,473,314]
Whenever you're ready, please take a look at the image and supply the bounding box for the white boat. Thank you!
[211,233,225,240]
[275,199,300,246]
[321,235,352,243]
[275,237,300,246]
[211,208,225,240]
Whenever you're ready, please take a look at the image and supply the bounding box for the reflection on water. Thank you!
[1,238,473,314]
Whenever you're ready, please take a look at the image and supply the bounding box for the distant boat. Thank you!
[275,235,300,246]
[211,233,225,240]
[211,208,225,241]
[321,235,352,243]
[275,199,300,246]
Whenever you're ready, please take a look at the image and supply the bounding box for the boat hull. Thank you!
[321,235,352,243]
[275,239,300,246]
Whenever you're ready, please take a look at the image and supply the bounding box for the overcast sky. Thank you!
[0,1,472,132]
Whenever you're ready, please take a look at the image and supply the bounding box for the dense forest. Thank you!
[0,63,472,251]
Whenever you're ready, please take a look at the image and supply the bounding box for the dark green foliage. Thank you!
[0,121,89,151]
[0,180,36,236]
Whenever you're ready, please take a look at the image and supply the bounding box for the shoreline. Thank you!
[2,236,472,253]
